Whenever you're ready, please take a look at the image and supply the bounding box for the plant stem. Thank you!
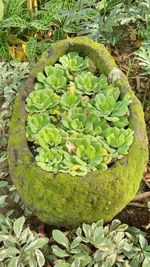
[27,0,38,17]
[103,0,106,18]
[27,0,33,17]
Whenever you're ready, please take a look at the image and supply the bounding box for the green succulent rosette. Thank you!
[75,72,99,95]
[26,113,50,141]
[26,89,59,114]
[93,93,117,117]
[36,146,63,172]
[59,52,88,73]
[60,92,80,110]
[37,65,67,92]
[34,124,63,148]
[104,127,134,156]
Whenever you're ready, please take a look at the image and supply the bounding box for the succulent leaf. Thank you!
[112,116,129,128]
[44,65,65,77]
[102,84,120,101]
[111,94,132,117]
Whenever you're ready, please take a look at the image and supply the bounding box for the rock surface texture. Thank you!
[8,37,148,227]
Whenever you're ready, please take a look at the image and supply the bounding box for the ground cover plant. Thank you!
[25,51,133,176]
[0,0,150,266]
[50,219,150,267]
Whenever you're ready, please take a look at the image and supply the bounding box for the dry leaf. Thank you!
[66,141,76,153]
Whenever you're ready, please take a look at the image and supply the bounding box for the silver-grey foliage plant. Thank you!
[51,219,150,267]
[0,214,48,267]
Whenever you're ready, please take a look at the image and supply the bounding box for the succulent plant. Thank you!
[62,107,86,132]
[111,94,132,117]
[102,84,120,101]
[93,93,117,117]
[104,127,134,156]
[37,65,67,92]
[75,72,99,95]
[26,89,59,114]
[26,113,50,141]
[47,75,67,92]
[87,113,109,136]
[112,116,129,128]
[97,73,109,90]
[36,146,63,172]
[59,52,88,73]
[74,134,110,170]
[61,107,106,136]
[60,92,80,110]
[44,65,65,77]
[62,151,88,176]
[37,72,48,85]
[34,124,63,148]
[34,82,45,90]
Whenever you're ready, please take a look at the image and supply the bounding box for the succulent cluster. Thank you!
[25,52,134,176]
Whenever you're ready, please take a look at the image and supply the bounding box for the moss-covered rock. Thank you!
[8,37,148,227]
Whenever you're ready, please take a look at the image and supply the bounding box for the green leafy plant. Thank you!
[104,127,134,156]
[112,116,129,128]
[0,0,149,60]
[36,146,63,172]
[24,37,38,63]
[100,83,120,101]
[37,65,67,92]
[26,113,50,141]
[111,94,132,118]
[135,45,150,76]
[0,61,29,164]
[0,215,48,266]
[94,93,117,117]
[50,219,150,267]
[0,0,4,20]
[62,107,89,132]
[74,134,110,171]
[75,72,99,95]
[0,0,65,60]
[34,124,63,148]
[60,92,80,110]
[59,52,88,73]
[62,107,109,136]
[26,89,59,114]
[25,52,133,176]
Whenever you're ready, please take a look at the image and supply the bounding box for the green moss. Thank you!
[8,37,148,227]
[30,37,116,77]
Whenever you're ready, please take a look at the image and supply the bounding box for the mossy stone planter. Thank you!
[8,37,148,227]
